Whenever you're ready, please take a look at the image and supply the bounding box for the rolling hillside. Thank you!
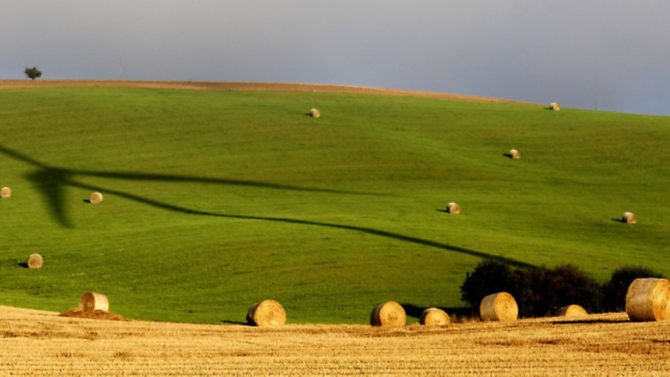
[0,81,668,323]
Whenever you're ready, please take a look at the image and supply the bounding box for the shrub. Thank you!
[522,264,603,317]
[602,266,664,312]
[461,261,603,317]
[460,261,516,309]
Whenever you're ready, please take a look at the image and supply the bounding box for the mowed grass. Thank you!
[0,85,668,324]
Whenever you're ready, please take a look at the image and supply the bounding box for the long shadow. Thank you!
[78,169,383,196]
[2,144,533,267]
[27,169,72,227]
[1,145,381,196]
[66,178,533,267]
[1,144,382,228]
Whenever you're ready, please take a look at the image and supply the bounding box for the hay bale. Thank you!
[626,278,670,322]
[447,202,461,215]
[0,186,11,199]
[246,299,286,327]
[549,102,561,111]
[79,292,109,313]
[89,192,104,204]
[310,108,321,118]
[420,307,450,327]
[27,254,43,269]
[508,149,521,160]
[556,304,588,318]
[480,292,518,322]
[622,212,637,224]
[370,301,406,328]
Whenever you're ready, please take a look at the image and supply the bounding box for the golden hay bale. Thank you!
[622,212,637,224]
[246,299,286,327]
[89,192,104,204]
[625,278,670,322]
[0,186,11,198]
[549,102,560,111]
[27,254,44,269]
[556,304,588,318]
[370,301,406,328]
[310,108,321,118]
[447,202,461,215]
[480,292,518,322]
[79,292,109,313]
[508,149,521,160]
[420,307,450,327]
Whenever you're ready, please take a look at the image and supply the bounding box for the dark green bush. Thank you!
[602,266,664,312]
[460,261,603,317]
[460,261,516,310]
[521,264,603,316]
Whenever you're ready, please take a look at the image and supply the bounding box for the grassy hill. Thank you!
[0,83,668,324]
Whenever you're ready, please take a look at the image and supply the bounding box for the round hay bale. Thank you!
[622,212,637,224]
[27,254,44,269]
[509,149,521,160]
[420,307,450,327]
[0,186,11,199]
[549,102,560,111]
[447,202,461,214]
[89,192,104,204]
[556,304,588,318]
[625,278,670,322]
[310,108,321,118]
[370,301,406,328]
[246,299,286,327]
[480,292,518,322]
[79,292,109,313]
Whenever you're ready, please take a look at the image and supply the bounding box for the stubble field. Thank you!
[1,305,669,376]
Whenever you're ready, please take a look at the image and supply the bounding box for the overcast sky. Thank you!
[2,0,669,115]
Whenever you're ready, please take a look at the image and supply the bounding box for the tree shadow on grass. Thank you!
[1,144,533,268]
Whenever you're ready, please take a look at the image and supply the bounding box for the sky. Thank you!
[2,0,669,115]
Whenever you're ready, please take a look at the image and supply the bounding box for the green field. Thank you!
[0,85,668,324]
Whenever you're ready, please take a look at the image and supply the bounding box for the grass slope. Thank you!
[0,85,668,324]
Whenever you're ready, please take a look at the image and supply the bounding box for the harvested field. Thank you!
[0,80,532,104]
[1,306,669,376]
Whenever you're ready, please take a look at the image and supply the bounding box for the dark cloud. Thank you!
[1,0,669,115]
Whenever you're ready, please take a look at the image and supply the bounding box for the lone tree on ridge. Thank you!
[24,67,42,80]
